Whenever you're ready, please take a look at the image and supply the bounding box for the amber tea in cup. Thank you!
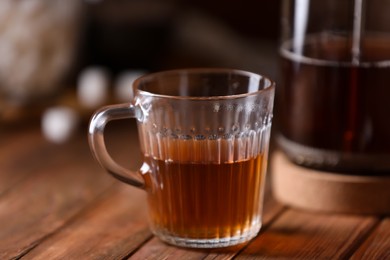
[89,68,275,248]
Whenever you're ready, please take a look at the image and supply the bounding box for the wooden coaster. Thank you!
[271,151,390,215]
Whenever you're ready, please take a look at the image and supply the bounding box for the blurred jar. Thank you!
[277,0,390,173]
[0,0,82,113]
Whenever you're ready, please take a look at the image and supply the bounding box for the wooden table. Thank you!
[1,119,389,259]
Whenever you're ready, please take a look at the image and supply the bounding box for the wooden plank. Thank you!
[128,193,285,259]
[0,139,114,259]
[22,184,152,260]
[0,128,51,194]
[129,236,209,260]
[128,235,252,260]
[8,121,388,258]
[236,208,379,259]
[351,218,390,259]
[0,121,142,259]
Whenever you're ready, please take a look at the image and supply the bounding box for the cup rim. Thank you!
[133,68,275,100]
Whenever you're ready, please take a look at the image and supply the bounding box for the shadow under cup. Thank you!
[89,69,275,248]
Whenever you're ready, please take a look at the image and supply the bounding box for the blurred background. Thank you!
[0,0,280,143]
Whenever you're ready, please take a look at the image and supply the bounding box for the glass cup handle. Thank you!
[88,103,145,189]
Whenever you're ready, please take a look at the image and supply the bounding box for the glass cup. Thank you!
[88,68,275,248]
[278,0,390,172]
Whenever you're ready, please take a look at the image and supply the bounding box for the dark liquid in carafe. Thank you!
[278,34,390,171]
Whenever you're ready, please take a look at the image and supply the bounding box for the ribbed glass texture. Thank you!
[134,69,274,248]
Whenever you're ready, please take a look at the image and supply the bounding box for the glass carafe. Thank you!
[278,0,390,173]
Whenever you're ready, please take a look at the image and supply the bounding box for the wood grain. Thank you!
[351,218,390,259]
[0,128,52,194]
[23,184,151,260]
[0,134,114,259]
[237,209,379,259]
[0,121,389,258]
[0,121,141,259]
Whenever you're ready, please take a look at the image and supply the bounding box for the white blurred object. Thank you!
[77,67,109,108]
[115,71,145,102]
[0,0,82,102]
[42,106,79,144]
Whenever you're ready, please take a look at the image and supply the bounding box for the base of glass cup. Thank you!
[152,224,262,248]
[277,134,390,173]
